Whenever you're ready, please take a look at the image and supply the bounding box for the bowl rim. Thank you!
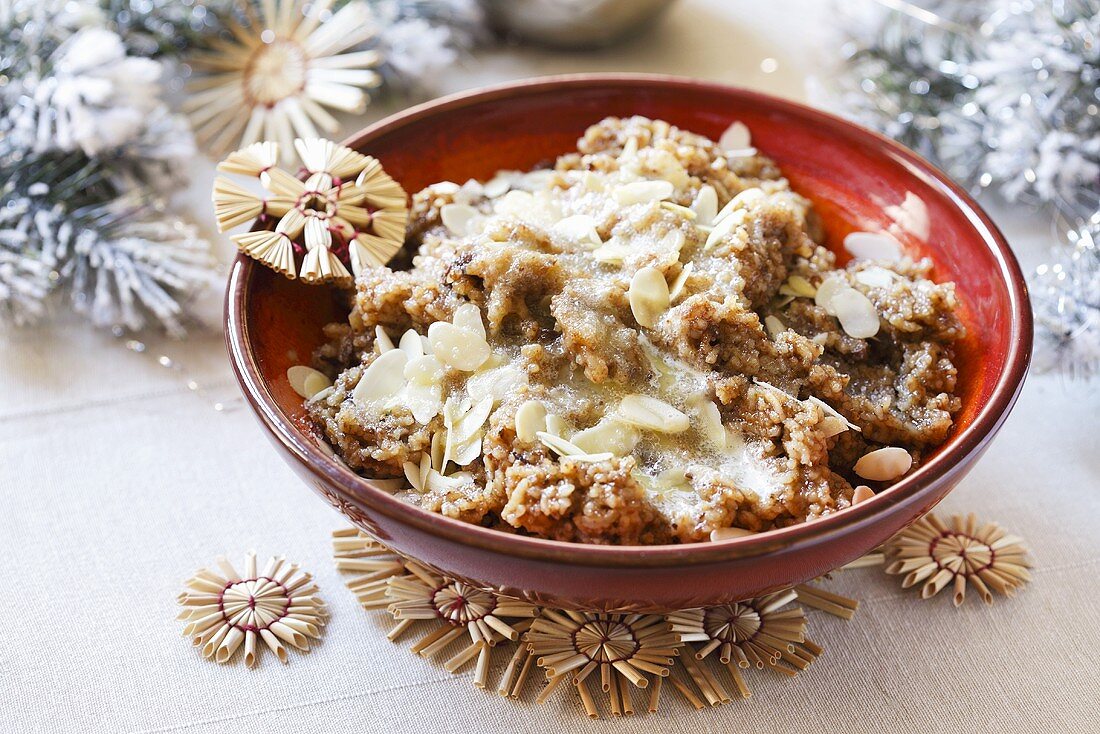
[226,72,1033,568]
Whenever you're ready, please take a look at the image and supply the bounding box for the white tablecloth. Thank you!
[3,2,1097,731]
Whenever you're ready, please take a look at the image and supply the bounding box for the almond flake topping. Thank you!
[854,447,913,482]
[614,394,690,434]
[668,262,694,302]
[764,315,786,337]
[514,400,548,442]
[571,417,641,457]
[552,214,602,246]
[440,203,478,237]
[713,188,765,225]
[287,366,332,399]
[854,266,898,289]
[374,325,395,352]
[844,231,903,262]
[428,320,490,371]
[691,185,718,225]
[352,349,408,405]
[718,121,752,152]
[830,287,881,339]
[628,266,670,328]
[613,180,674,206]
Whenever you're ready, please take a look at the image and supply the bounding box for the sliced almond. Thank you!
[482,176,511,198]
[287,366,332,399]
[844,231,903,262]
[814,276,848,316]
[401,381,443,424]
[786,274,817,298]
[399,329,424,359]
[852,485,875,504]
[807,395,861,433]
[628,266,671,328]
[615,395,690,434]
[690,396,727,449]
[571,417,641,457]
[614,180,674,206]
[374,326,395,352]
[451,431,483,466]
[593,240,631,265]
[430,430,446,471]
[428,321,490,371]
[713,188,764,225]
[831,287,881,339]
[692,185,718,226]
[452,302,486,339]
[764,315,786,338]
[404,354,445,386]
[853,447,912,482]
[819,416,849,437]
[440,203,477,236]
[659,201,696,219]
[426,469,473,493]
[544,414,572,438]
[403,460,423,491]
[494,190,535,218]
[352,349,408,405]
[854,266,897,289]
[561,452,615,463]
[452,395,494,445]
[718,121,752,152]
[710,527,755,541]
[668,262,694,302]
[704,207,747,250]
[536,431,585,457]
[552,214,602,246]
[515,400,548,442]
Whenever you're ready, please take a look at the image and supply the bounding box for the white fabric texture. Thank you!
[2,1,1097,731]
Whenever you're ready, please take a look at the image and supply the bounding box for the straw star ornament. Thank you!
[185,0,381,157]
[884,513,1030,605]
[177,552,327,667]
[212,138,408,285]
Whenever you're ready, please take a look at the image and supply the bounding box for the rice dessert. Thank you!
[306,116,964,545]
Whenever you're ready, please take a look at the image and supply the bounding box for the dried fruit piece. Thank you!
[844,231,903,262]
[515,400,548,442]
[353,349,408,404]
[628,266,670,328]
[613,180,674,206]
[831,287,881,339]
[854,447,913,482]
[615,395,690,433]
[287,366,331,399]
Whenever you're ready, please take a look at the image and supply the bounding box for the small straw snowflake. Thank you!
[384,563,539,689]
[884,512,1031,606]
[331,527,407,611]
[526,610,684,718]
[212,138,408,286]
[669,589,821,704]
[177,551,326,667]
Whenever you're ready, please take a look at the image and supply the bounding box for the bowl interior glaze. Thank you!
[227,75,1030,609]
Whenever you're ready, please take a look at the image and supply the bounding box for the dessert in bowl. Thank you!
[225,75,1031,611]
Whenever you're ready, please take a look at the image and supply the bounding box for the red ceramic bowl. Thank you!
[225,74,1031,611]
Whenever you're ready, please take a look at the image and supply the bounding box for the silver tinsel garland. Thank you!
[827,0,1100,376]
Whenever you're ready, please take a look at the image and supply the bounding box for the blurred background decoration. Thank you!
[0,0,1097,376]
[823,0,1100,376]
